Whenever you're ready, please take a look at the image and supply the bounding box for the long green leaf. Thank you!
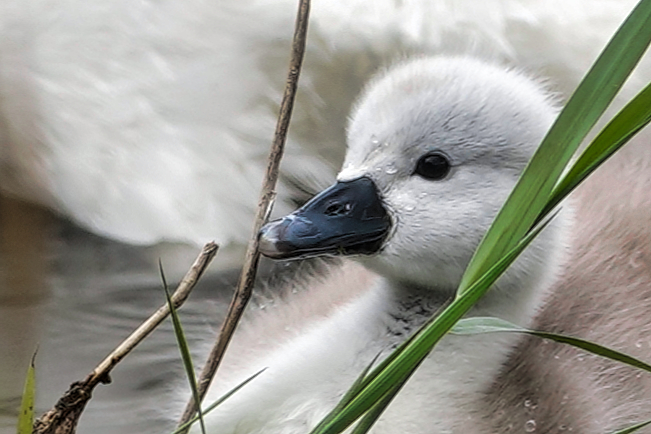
[16,350,37,434]
[310,2,651,433]
[311,352,383,433]
[160,261,206,434]
[453,319,651,434]
[452,317,651,373]
[541,80,651,219]
[172,368,266,434]
[610,420,651,434]
[349,379,405,434]
[310,218,552,434]
[458,0,651,296]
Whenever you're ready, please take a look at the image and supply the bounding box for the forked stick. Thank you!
[33,242,218,434]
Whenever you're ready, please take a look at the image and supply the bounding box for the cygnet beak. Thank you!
[258,176,391,259]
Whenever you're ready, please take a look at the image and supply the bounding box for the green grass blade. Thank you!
[458,0,651,296]
[16,350,36,434]
[337,352,382,410]
[160,261,206,434]
[310,219,552,434]
[313,310,445,432]
[313,314,444,433]
[610,420,651,434]
[541,80,651,218]
[452,317,651,373]
[309,2,651,433]
[349,379,405,434]
[172,368,266,434]
[311,352,383,433]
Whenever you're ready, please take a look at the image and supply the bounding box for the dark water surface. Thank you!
[0,202,248,434]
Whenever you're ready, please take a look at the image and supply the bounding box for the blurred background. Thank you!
[0,0,647,432]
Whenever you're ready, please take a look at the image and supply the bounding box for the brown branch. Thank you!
[176,0,311,429]
[33,242,219,434]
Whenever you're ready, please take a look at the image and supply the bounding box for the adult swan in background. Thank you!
[1,0,649,249]
[186,57,651,433]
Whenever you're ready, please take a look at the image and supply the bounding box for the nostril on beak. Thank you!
[324,201,353,217]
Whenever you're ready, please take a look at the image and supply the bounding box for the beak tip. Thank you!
[258,222,285,258]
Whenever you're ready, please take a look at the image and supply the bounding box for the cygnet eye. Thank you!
[413,152,450,180]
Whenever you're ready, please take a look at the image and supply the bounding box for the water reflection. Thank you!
[0,197,243,434]
[0,197,48,433]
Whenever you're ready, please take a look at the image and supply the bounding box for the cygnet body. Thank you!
[187,57,651,433]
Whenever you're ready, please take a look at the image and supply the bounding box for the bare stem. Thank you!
[176,0,311,429]
[33,242,218,434]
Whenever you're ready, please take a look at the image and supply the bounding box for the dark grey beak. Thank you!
[258,177,391,259]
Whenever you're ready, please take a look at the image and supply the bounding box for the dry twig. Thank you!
[33,242,219,434]
[176,0,311,429]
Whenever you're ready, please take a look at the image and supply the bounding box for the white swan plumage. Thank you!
[0,0,649,249]
[175,55,651,433]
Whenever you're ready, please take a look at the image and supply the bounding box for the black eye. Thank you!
[414,152,450,180]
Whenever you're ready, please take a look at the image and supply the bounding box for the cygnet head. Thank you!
[260,57,562,296]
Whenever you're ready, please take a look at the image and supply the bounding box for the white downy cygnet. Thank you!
[186,57,651,433]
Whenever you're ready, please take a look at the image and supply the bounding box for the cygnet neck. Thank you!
[380,279,452,343]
